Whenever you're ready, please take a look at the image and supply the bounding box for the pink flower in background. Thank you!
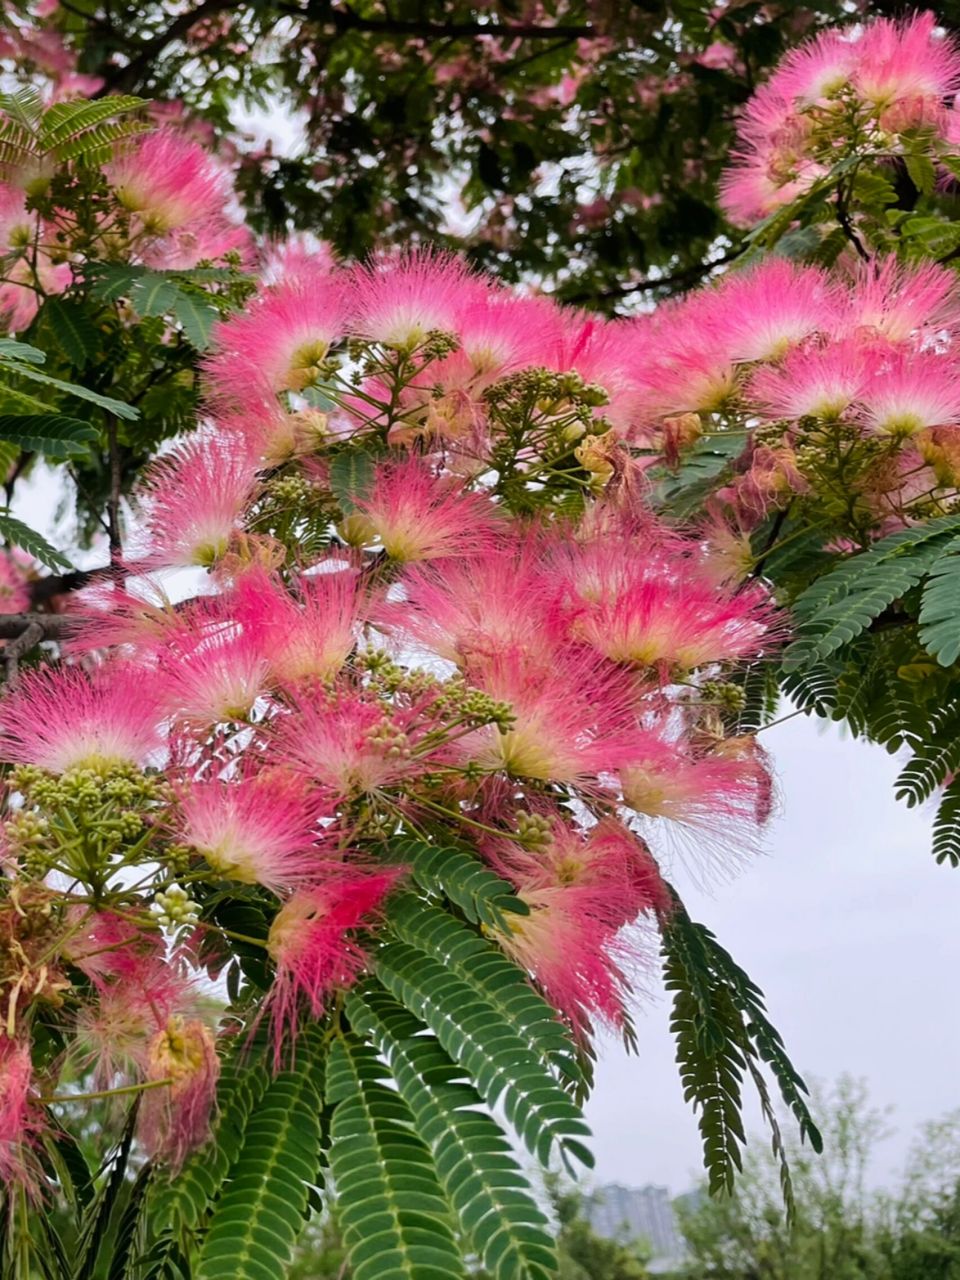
[0,1038,41,1193]
[141,1017,220,1169]
[107,131,232,234]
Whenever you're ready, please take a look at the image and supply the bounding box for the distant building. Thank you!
[584,1183,685,1267]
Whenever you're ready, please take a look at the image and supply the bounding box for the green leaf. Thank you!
[330,448,376,514]
[783,516,960,669]
[39,95,147,153]
[196,1048,324,1280]
[375,930,592,1170]
[919,535,960,666]
[3,361,138,420]
[385,892,582,1090]
[933,778,960,867]
[0,87,43,130]
[0,337,45,364]
[893,701,960,808]
[0,414,97,458]
[348,986,558,1280]
[86,262,148,303]
[327,1034,468,1280]
[389,836,527,931]
[904,152,936,196]
[130,274,182,319]
[661,891,821,1217]
[42,298,100,368]
[0,509,72,571]
[170,289,219,350]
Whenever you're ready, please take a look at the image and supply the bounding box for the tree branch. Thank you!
[562,248,743,305]
[95,0,240,93]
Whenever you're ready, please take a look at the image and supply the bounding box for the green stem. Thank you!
[40,1077,173,1105]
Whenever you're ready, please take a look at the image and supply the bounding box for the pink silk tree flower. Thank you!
[492,884,635,1034]
[853,13,960,131]
[836,257,960,345]
[348,248,488,349]
[106,130,233,234]
[0,1037,41,1194]
[485,816,669,931]
[265,871,398,1065]
[747,340,877,422]
[158,626,272,728]
[0,664,162,774]
[458,648,645,786]
[140,1016,220,1170]
[619,733,774,830]
[175,771,327,892]
[858,351,960,438]
[707,260,833,363]
[378,539,556,667]
[204,272,351,411]
[272,694,435,803]
[353,459,500,562]
[555,536,778,672]
[133,432,260,570]
[233,563,365,686]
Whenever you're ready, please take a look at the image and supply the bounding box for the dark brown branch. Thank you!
[27,567,109,608]
[97,0,596,93]
[562,248,743,305]
[96,0,240,93]
[4,621,45,687]
[106,418,124,577]
[0,614,75,640]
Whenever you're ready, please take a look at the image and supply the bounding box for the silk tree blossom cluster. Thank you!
[721,12,960,226]
[610,253,960,554]
[0,126,248,332]
[0,247,781,1192]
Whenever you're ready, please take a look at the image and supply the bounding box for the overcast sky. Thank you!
[584,713,959,1195]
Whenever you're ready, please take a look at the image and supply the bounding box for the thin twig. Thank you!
[4,621,44,687]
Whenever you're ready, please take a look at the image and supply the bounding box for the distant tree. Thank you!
[676,1080,960,1280]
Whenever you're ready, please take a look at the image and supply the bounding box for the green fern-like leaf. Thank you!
[375,934,592,1169]
[348,985,558,1280]
[196,1049,324,1280]
[894,701,960,807]
[933,777,960,867]
[327,1033,468,1280]
[0,509,71,572]
[1,360,138,420]
[385,891,581,1089]
[390,837,527,930]
[0,414,97,457]
[784,516,960,668]
[0,88,43,131]
[919,535,960,666]
[170,289,220,350]
[779,662,839,717]
[38,96,147,153]
[41,298,100,368]
[661,891,821,1213]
